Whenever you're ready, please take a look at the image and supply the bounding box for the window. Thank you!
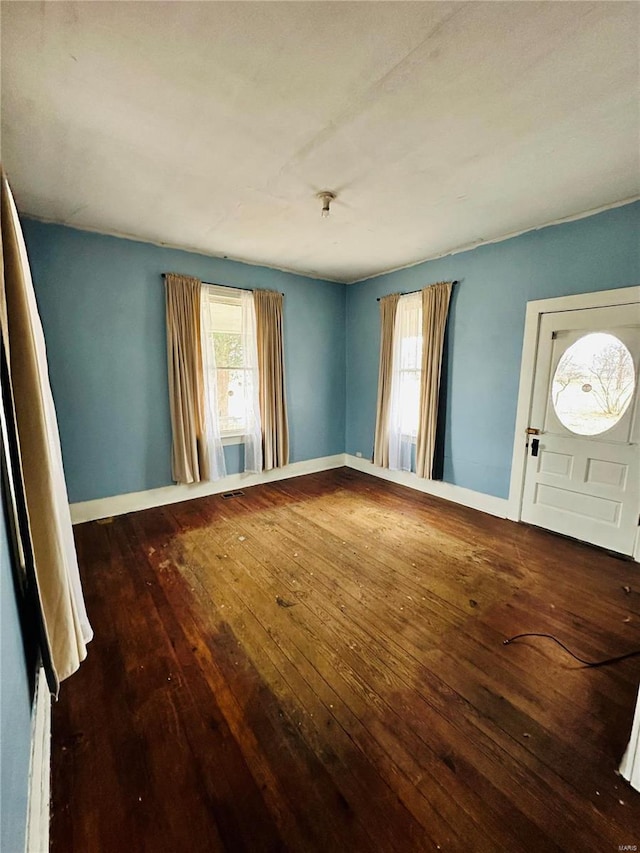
[389,292,423,470]
[205,292,246,436]
[375,282,452,478]
[396,307,423,438]
[201,287,260,443]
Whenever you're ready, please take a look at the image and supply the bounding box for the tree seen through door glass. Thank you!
[552,332,635,435]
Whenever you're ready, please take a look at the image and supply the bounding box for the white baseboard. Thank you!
[70,452,510,524]
[344,454,509,519]
[25,666,51,853]
[70,454,347,523]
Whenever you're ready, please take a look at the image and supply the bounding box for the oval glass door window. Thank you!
[552,332,635,435]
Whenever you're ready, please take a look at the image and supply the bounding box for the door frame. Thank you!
[507,285,640,560]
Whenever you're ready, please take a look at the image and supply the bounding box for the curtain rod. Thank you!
[162,273,284,296]
[376,281,459,301]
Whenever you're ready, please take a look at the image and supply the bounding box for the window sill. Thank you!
[221,435,245,446]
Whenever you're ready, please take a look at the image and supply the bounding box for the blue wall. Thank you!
[346,202,640,498]
[0,497,32,853]
[22,203,639,505]
[23,221,346,504]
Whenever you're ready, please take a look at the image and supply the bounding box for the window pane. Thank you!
[392,294,423,441]
[400,335,422,371]
[216,368,249,433]
[208,300,242,333]
[398,369,420,435]
[204,295,254,436]
[212,331,244,368]
[552,332,635,435]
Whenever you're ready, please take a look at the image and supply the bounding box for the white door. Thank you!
[521,303,640,555]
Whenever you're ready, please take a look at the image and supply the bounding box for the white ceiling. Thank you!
[2,1,638,283]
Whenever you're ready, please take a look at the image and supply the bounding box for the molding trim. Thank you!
[348,197,640,284]
[25,666,51,853]
[344,454,508,518]
[69,452,510,525]
[24,199,639,288]
[21,215,344,285]
[70,454,347,523]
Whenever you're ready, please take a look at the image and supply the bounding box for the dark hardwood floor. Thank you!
[51,468,640,852]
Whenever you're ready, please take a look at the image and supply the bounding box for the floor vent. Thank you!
[221,490,245,500]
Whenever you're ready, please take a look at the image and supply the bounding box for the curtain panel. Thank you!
[253,289,289,470]
[620,685,640,791]
[200,285,228,482]
[165,274,209,484]
[373,292,400,468]
[415,281,453,479]
[1,171,92,692]
[239,289,263,473]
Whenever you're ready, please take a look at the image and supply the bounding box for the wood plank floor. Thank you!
[51,468,640,852]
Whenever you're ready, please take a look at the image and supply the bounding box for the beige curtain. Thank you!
[415,281,453,479]
[254,289,289,470]
[373,292,400,467]
[165,274,209,484]
[1,171,92,693]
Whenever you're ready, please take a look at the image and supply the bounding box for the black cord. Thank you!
[503,633,640,668]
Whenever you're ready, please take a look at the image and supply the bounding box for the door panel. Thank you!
[538,449,572,477]
[520,303,640,554]
[534,483,620,523]
[585,458,627,488]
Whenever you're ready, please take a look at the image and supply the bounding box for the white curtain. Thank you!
[388,292,422,472]
[240,290,263,473]
[620,685,640,792]
[200,286,227,480]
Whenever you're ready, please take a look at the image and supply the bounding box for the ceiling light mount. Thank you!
[316,190,336,218]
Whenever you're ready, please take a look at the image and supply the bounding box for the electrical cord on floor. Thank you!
[503,633,640,668]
